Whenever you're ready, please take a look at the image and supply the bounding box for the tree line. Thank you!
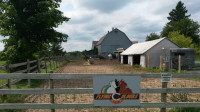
[146,1,200,55]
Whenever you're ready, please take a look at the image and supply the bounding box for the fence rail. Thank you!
[1,102,200,109]
[0,73,200,110]
[0,56,67,89]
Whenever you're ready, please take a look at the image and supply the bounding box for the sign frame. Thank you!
[93,76,141,107]
[161,73,172,82]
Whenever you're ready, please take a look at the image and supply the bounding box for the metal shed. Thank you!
[121,37,180,68]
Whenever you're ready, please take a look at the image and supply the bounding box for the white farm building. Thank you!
[121,37,180,68]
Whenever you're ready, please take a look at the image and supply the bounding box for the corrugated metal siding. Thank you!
[145,39,180,68]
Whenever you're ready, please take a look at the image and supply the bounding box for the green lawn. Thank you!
[0,61,6,66]
[0,59,69,88]
[11,79,44,89]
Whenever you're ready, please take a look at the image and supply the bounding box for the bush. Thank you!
[169,69,177,73]
[133,64,142,68]
[0,95,26,112]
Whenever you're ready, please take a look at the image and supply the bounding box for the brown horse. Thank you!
[118,80,132,94]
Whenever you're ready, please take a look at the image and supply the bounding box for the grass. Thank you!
[193,62,200,70]
[195,55,200,61]
[11,79,44,89]
[133,65,189,73]
[0,61,6,66]
[0,59,69,88]
[0,59,69,112]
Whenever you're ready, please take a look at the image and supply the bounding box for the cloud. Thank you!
[0,36,5,51]
[56,0,200,52]
[1,0,200,52]
[74,0,132,13]
[62,40,91,52]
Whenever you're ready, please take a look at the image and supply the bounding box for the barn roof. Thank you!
[121,37,167,55]
[96,34,107,45]
[96,28,131,46]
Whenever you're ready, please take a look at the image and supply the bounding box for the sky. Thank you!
[0,0,200,52]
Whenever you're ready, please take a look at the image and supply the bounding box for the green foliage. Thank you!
[133,64,142,69]
[93,46,98,55]
[145,32,160,41]
[0,95,26,112]
[0,0,69,63]
[193,46,200,56]
[68,51,83,56]
[133,65,162,73]
[49,42,66,56]
[0,60,6,66]
[169,107,200,112]
[0,51,6,60]
[168,31,193,48]
[170,93,192,102]
[169,92,200,112]
[144,68,162,73]
[167,1,190,23]
[169,69,177,73]
[161,19,200,45]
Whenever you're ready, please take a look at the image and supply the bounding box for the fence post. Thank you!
[160,56,162,70]
[6,62,11,89]
[49,70,55,112]
[45,57,47,73]
[49,57,52,70]
[148,56,150,68]
[37,59,41,73]
[53,57,55,70]
[178,55,181,73]
[27,59,31,87]
[55,56,58,68]
[160,61,169,112]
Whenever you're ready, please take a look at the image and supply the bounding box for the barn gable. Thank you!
[93,28,132,58]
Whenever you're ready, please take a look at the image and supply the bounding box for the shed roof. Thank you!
[121,37,167,55]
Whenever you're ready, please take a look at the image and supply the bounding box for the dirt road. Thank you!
[26,59,200,112]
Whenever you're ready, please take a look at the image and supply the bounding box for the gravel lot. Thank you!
[26,59,200,112]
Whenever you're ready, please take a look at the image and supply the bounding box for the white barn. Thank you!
[121,37,180,68]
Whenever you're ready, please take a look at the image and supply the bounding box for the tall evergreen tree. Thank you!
[161,19,200,45]
[0,0,69,63]
[167,1,190,23]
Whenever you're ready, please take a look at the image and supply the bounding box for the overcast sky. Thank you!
[0,0,200,52]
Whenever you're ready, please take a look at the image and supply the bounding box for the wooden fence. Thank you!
[0,73,200,111]
[0,56,66,88]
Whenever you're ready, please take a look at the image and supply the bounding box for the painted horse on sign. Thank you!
[101,80,117,93]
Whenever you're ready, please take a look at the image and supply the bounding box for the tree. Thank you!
[0,0,69,63]
[145,33,160,41]
[167,1,190,23]
[50,42,66,56]
[93,46,98,55]
[168,31,193,48]
[161,19,200,45]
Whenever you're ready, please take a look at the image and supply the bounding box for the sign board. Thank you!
[161,73,172,82]
[93,76,141,107]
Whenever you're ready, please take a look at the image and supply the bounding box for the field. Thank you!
[24,59,200,112]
